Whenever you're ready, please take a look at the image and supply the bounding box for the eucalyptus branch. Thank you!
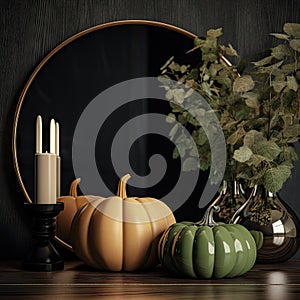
[160,23,300,194]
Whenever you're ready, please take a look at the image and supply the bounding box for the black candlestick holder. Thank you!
[22,202,64,271]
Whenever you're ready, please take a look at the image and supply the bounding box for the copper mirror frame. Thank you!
[12,20,199,250]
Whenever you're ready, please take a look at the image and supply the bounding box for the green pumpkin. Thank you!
[158,197,263,279]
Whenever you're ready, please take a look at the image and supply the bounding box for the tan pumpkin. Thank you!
[56,178,99,245]
[70,174,176,271]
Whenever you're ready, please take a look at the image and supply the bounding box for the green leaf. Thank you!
[283,23,300,38]
[195,127,208,146]
[199,159,211,171]
[209,63,223,77]
[166,113,176,124]
[286,75,299,91]
[158,75,172,86]
[201,82,213,95]
[188,68,199,80]
[233,145,253,162]
[289,39,300,52]
[180,65,189,73]
[166,88,185,104]
[246,154,267,167]
[160,56,174,70]
[270,33,290,40]
[282,114,294,126]
[165,89,174,100]
[207,28,223,39]
[270,111,279,129]
[185,79,195,88]
[202,38,218,53]
[257,60,284,74]
[252,56,273,67]
[202,53,218,62]
[186,112,199,127]
[194,37,205,47]
[184,88,194,99]
[225,43,238,56]
[173,88,185,103]
[283,124,300,137]
[169,124,178,140]
[175,143,186,157]
[233,75,255,93]
[170,101,184,113]
[243,130,265,147]
[264,164,292,193]
[203,74,210,81]
[222,119,239,130]
[176,132,192,146]
[272,80,287,93]
[242,92,259,108]
[227,126,246,145]
[173,147,180,159]
[216,74,232,89]
[169,61,181,72]
[254,140,281,160]
[178,112,187,124]
[282,146,298,162]
[271,44,290,60]
[281,63,296,74]
[189,146,200,157]
[182,157,198,171]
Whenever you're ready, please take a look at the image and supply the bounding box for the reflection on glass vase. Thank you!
[231,185,300,263]
[216,180,247,223]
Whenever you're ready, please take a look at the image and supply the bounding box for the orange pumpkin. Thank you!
[56,178,99,245]
[70,174,176,271]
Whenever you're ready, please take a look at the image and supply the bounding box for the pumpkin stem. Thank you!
[116,174,131,198]
[195,180,226,227]
[69,178,81,197]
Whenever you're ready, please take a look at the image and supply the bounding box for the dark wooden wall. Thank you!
[1,0,300,259]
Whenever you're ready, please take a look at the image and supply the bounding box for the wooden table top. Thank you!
[0,260,300,299]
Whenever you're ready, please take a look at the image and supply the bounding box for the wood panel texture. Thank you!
[1,0,300,259]
[1,260,300,299]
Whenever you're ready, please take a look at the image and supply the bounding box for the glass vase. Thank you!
[216,180,247,223]
[231,185,300,263]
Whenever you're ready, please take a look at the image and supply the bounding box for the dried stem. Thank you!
[116,174,131,199]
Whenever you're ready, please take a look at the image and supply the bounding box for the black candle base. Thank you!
[22,202,64,271]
